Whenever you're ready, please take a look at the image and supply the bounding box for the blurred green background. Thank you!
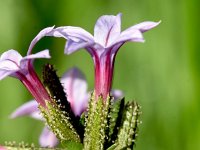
[0,0,199,149]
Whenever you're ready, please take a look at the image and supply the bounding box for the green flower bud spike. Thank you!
[40,64,84,147]
[106,98,125,146]
[107,101,141,150]
[83,93,141,150]
[83,94,111,150]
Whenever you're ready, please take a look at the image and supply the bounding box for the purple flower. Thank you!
[50,13,160,100]
[0,27,55,107]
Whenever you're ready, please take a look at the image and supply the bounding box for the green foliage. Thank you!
[38,89,141,150]
[83,94,141,150]
[39,102,81,143]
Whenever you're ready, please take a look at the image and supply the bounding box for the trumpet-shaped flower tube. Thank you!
[50,13,160,100]
[0,27,55,107]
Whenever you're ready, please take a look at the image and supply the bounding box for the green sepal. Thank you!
[39,101,81,143]
[42,64,71,113]
[61,140,83,150]
[106,98,125,147]
[110,101,141,150]
[42,64,84,140]
[83,93,111,150]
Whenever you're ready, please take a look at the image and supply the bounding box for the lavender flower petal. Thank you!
[113,29,144,46]
[0,49,51,80]
[61,67,88,116]
[64,39,92,54]
[21,49,51,68]
[0,50,23,79]
[27,26,55,55]
[111,89,124,100]
[112,21,160,46]
[94,13,121,47]
[0,70,15,80]
[0,49,22,63]
[130,21,161,33]
[23,49,50,60]
[10,100,39,119]
[39,127,59,148]
[50,26,94,54]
